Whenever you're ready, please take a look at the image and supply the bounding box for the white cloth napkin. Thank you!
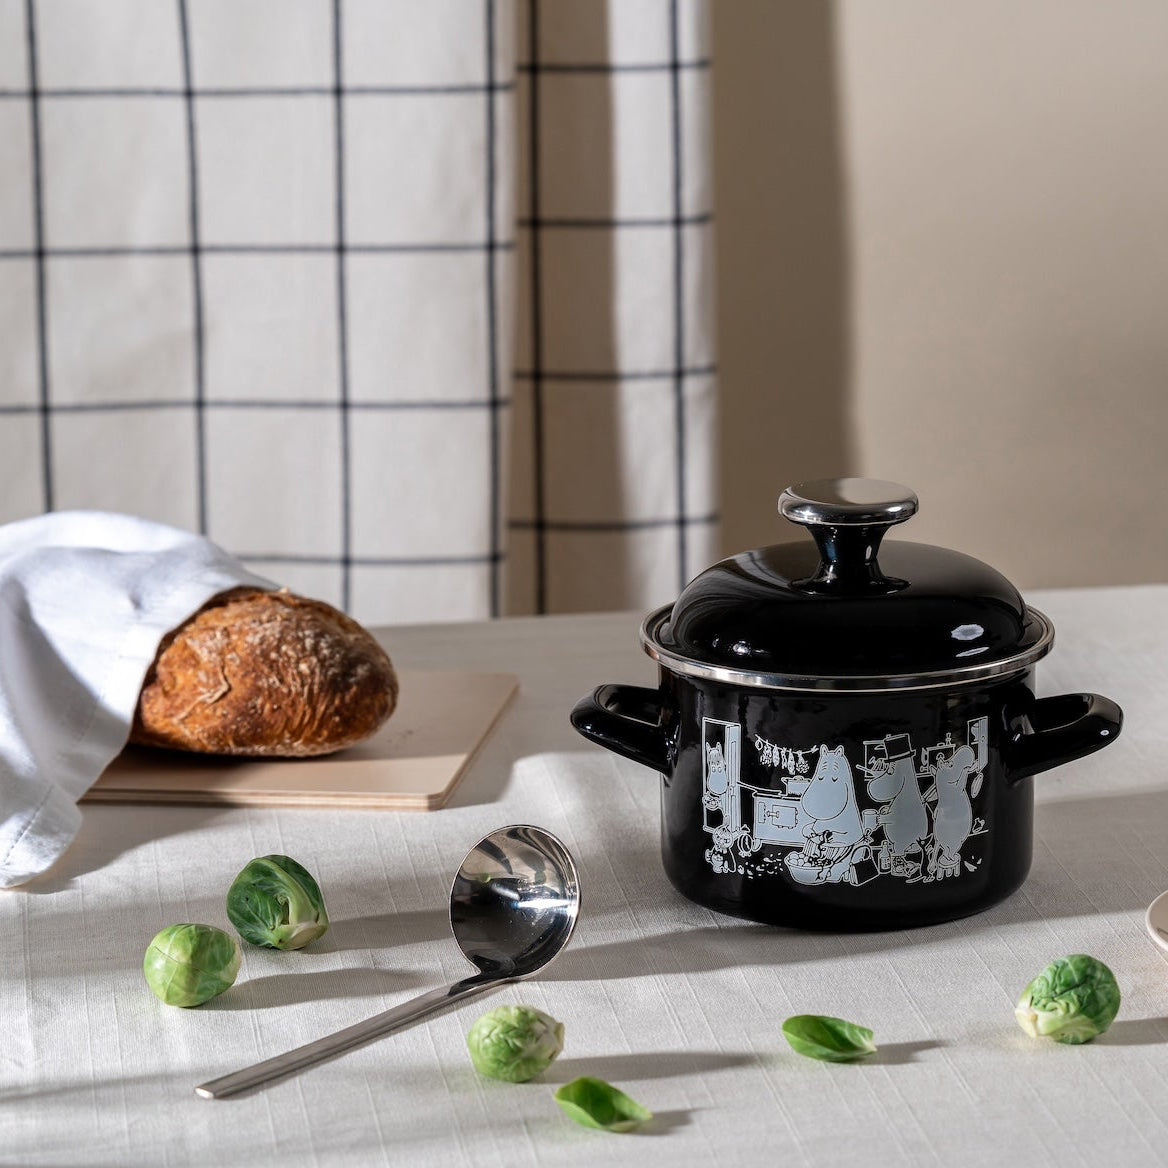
[0,512,274,889]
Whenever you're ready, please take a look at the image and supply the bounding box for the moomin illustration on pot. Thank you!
[700,716,988,885]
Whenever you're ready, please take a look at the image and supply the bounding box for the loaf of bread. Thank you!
[130,588,398,757]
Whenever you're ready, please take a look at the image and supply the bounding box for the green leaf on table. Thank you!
[553,1076,653,1132]
[782,1014,877,1062]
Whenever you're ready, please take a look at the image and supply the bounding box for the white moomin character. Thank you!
[703,742,732,822]
[703,741,740,873]
[789,745,865,884]
[864,734,928,877]
[924,743,979,880]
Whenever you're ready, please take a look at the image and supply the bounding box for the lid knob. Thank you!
[778,478,918,593]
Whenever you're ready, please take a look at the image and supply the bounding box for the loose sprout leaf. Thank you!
[1015,954,1121,1045]
[782,1015,877,1063]
[553,1077,653,1132]
[226,854,329,950]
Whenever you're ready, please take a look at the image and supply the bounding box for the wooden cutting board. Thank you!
[86,669,518,811]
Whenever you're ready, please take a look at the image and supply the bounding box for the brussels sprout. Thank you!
[782,1015,877,1062]
[466,1005,564,1082]
[1015,954,1121,1045]
[143,923,240,1007]
[226,854,329,950]
[554,1077,652,1132]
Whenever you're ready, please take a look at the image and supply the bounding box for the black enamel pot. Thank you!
[571,479,1123,931]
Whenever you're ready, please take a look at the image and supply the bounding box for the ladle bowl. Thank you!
[450,824,580,977]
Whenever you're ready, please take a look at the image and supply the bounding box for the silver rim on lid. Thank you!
[639,604,1055,694]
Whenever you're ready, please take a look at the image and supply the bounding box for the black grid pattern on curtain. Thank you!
[0,0,513,620]
[0,0,717,622]
[510,0,718,615]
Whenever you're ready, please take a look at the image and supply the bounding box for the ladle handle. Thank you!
[195,973,503,1100]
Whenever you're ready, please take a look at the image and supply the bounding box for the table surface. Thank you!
[4,587,1168,1168]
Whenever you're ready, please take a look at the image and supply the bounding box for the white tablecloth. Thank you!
[3,588,1168,1167]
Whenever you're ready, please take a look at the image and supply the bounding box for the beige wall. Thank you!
[713,1,1168,588]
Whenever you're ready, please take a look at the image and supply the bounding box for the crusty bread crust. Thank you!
[130,588,398,757]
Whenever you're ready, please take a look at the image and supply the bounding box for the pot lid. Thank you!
[642,478,1053,692]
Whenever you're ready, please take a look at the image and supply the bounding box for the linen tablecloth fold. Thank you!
[0,512,272,888]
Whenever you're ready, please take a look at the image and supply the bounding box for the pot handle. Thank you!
[1005,692,1123,784]
[570,685,673,775]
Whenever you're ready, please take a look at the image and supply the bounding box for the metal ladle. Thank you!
[196,824,581,1100]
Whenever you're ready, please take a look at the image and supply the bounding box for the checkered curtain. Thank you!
[0,0,717,624]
